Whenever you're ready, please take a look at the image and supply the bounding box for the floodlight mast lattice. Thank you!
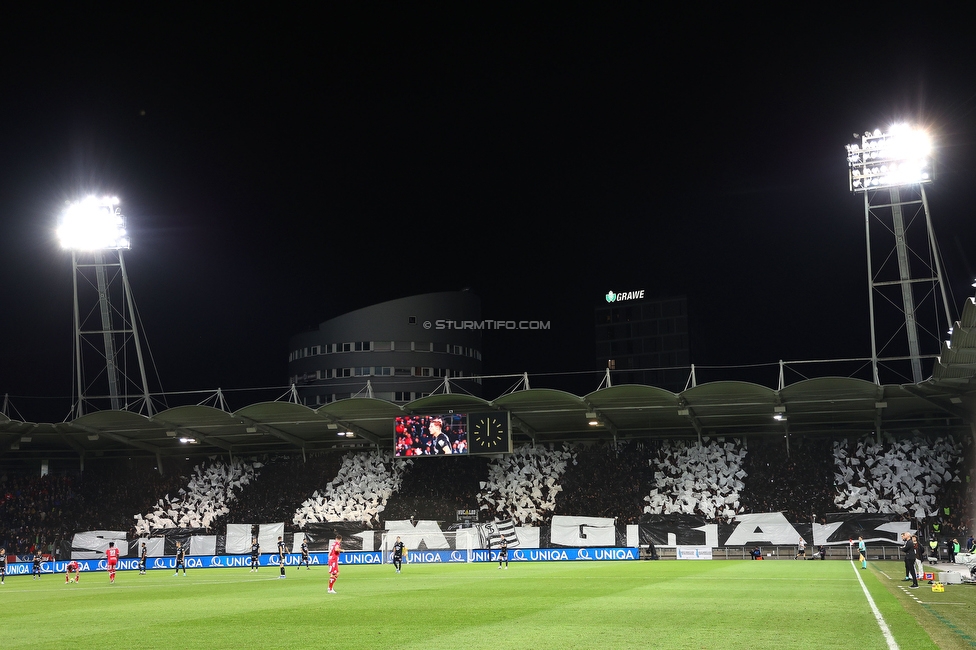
[846,125,952,385]
[57,196,155,418]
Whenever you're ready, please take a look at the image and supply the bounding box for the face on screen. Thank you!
[394,414,467,457]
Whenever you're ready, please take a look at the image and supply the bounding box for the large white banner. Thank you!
[514,527,540,549]
[722,513,801,546]
[71,530,127,559]
[386,520,450,549]
[226,523,285,554]
[551,516,615,547]
[225,524,252,554]
[455,528,481,551]
[136,537,166,557]
[259,523,285,552]
[626,524,639,548]
[189,535,217,556]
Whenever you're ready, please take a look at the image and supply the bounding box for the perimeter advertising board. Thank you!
[1,547,640,575]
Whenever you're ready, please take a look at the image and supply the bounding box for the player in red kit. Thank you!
[328,535,341,593]
[105,541,120,583]
[65,560,80,584]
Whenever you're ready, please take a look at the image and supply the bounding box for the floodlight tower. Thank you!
[57,196,155,418]
[846,125,953,385]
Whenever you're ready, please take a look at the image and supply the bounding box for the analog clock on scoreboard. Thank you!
[469,412,511,454]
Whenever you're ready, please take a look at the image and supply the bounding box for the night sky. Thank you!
[2,6,975,422]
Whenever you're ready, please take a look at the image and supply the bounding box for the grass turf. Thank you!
[869,560,976,650]
[1,559,969,649]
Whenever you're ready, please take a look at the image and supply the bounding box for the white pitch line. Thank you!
[852,560,899,650]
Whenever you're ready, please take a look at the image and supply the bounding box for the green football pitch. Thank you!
[2,559,973,649]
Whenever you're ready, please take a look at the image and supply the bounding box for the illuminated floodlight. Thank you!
[57,195,130,250]
[846,125,933,193]
[847,122,952,387]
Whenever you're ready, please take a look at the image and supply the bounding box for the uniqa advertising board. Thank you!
[2,548,641,574]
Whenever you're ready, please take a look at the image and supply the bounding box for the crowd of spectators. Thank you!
[292,451,409,527]
[739,436,835,523]
[554,441,652,524]
[476,444,576,525]
[0,474,75,556]
[78,459,193,533]
[913,435,974,540]
[0,461,188,554]
[134,458,262,535]
[3,433,972,544]
[643,438,747,521]
[833,434,965,520]
[938,473,974,538]
[225,454,343,530]
[383,455,488,523]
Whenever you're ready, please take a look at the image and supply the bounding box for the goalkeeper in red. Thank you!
[328,535,341,593]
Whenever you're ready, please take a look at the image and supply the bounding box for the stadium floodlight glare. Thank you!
[847,124,933,192]
[848,122,952,386]
[57,195,130,250]
[62,193,155,420]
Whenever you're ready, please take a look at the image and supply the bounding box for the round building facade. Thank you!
[288,291,483,405]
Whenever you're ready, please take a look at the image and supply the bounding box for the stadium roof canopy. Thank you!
[4,297,976,472]
[3,369,975,474]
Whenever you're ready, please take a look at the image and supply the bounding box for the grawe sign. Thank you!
[605,289,645,303]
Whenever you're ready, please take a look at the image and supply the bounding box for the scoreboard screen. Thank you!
[394,414,468,457]
[393,411,511,456]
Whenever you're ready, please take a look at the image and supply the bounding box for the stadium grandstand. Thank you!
[2,296,975,560]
